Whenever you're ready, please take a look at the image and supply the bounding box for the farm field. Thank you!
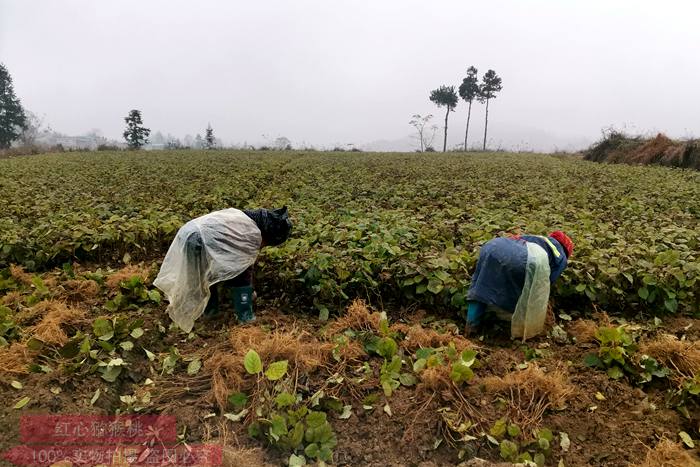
[1,150,699,467]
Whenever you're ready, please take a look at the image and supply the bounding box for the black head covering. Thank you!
[244,206,292,246]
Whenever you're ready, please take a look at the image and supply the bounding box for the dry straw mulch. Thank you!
[633,438,700,467]
[27,300,86,346]
[482,364,574,431]
[105,265,152,291]
[640,334,700,380]
[0,342,37,375]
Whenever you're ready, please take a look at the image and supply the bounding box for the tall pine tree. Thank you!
[479,70,503,151]
[429,85,459,152]
[0,63,28,149]
[458,66,479,151]
[123,110,150,149]
[205,123,215,149]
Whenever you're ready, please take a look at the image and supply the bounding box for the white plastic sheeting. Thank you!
[153,208,262,332]
[511,242,551,341]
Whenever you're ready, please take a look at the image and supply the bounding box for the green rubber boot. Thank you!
[229,285,255,323]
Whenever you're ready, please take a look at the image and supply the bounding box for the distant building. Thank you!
[55,135,99,150]
[35,132,125,150]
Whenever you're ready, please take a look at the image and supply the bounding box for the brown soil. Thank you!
[1,270,699,467]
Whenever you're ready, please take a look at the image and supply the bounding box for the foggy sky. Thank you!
[1,0,699,151]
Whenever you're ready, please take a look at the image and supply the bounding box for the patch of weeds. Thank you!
[359,316,416,397]
[0,269,20,293]
[82,270,106,285]
[380,355,403,396]
[584,325,638,380]
[117,390,152,412]
[56,315,146,382]
[668,375,700,418]
[637,355,671,383]
[235,349,338,465]
[330,332,354,362]
[104,275,160,312]
[0,305,18,346]
[412,342,478,385]
[487,418,554,466]
[61,262,75,279]
[584,325,672,385]
[523,345,549,361]
[25,276,50,306]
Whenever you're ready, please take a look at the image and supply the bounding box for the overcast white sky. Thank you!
[1,0,699,151]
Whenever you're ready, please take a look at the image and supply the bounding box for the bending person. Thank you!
[154,206,292,332]
[465,231,574,340]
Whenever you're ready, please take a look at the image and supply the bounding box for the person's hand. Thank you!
[253,291,257,302]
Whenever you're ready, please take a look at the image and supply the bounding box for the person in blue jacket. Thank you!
[465,231,574,337]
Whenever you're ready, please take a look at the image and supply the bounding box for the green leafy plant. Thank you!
[637,355,671,383]
[355,316,416,398]
[238,349,336,464]
[56,316,145,382]
[379,355,402,397]
[2,151,697,316]
[450,349,477,384]
[0,305,17,346]
[249,404,337,463]
[488,419,553,466]
[412,343,478,385]
[668,375,700,418]
[104,275,160,312]
[330,332,355,362]
[243,349,288,380]
[302,411,337,462]
[584,326,674,385]
[584,326,638,380]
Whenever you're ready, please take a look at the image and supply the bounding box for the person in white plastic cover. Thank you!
[153,207,292,333]
[465,231,574,341]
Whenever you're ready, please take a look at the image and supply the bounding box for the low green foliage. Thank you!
[489,419,554,466]
[249,405,337,463]
[584,325,672,384]
[244,349,264,374]
[637,355,671,383]
[0,305,17,346]
[1,151,697,316]
[0,271,53,307]
[668,375,700,418]
[105,275,160,312]
[412,343,478,385]
[243,349,289,380]
[236,349,337,463]
[584,326,638,380]
[330,334,353,362]
[56,315,146,382]
[379,355,402,397]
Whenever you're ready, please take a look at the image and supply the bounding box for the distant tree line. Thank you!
[122,110,223,150]
[2,60,503,155]
[419,67,503,152]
